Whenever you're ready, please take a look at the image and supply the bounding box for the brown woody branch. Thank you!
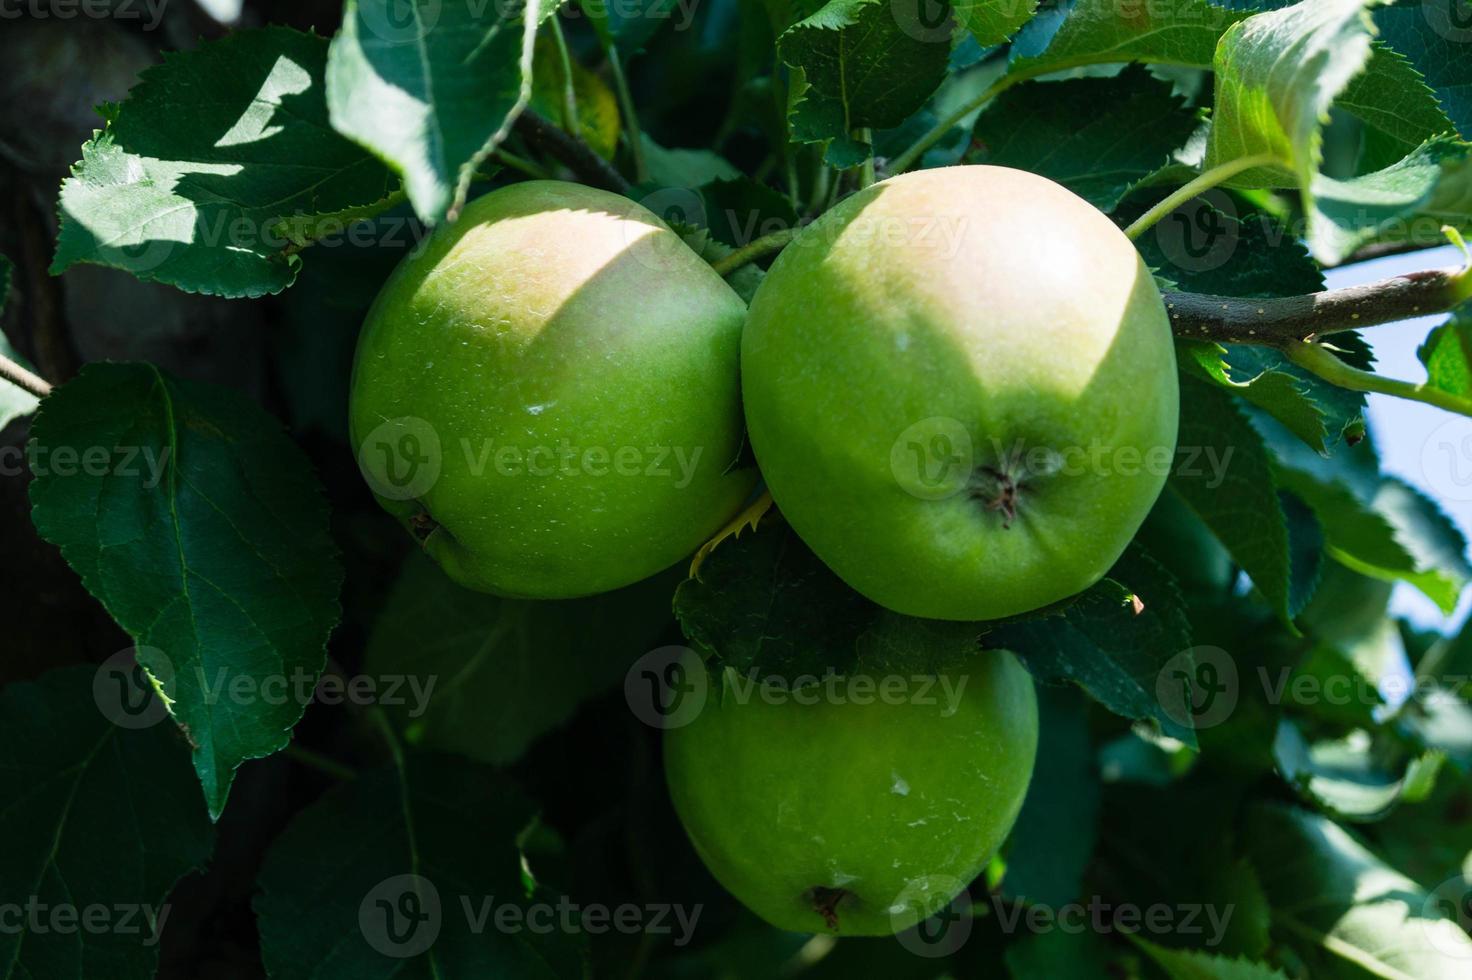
[511,110,631,195]
[1163,266,1471,347]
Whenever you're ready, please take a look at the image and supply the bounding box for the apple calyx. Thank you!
[807,885,851,930]
[408,508,440,543]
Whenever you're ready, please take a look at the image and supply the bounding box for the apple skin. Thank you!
[741,165,1178,621]
[349,181,757,598]
[664,651,1038,935]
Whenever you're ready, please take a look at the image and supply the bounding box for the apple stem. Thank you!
[710,228,803,278]
[1282,340,1472,417]
[1122,153,1281,242]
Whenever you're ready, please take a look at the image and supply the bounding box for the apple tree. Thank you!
[3,0,1472,976]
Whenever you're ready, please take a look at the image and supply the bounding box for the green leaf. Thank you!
[968,66,1200,212]
[584,0,681,54]
[1132,938,1290,980]
[363,553,674,766]
[1204,0,1383,264]
[1274,464,1472,612]
[640,134,741,187]
[988,545,1199,746]
[779,0,952,162]
[255,751,586,977]
[698,177,800,248]
[530,32,621,160]
[50,27,395,298]
[1178,342,1368,454]
[1170,376,1299,622]
[954,0,1038,45]
[1336,42,1458,169]
[0,666,214,979]
[1273,721,1416,821]
[327,0,542,223]
[0,254,41,429]
[1001,686,1099,906]
[27,363,343,819]
[1245,804,1472,975]
[1375,0,1472,137]
[1008,0,1241,78]
[674,518,981,680]
[1310,135,1472,262]
[1005,929,1118,978]
[1419,301,1472,400]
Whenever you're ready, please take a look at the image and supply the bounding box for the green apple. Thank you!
[741,165,1178,621]
[664,651,1038,935]
[350,181,756,598]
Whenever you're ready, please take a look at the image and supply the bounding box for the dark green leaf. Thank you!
[969,66,1199,212]
[989,545,1198,746]
[327,0,540,222]
[1375,0,1472,137]
[1245,804,1472,974]
[28,363,342,819]
[363,553,674,766]
[0,666,214,979]
[255,751,586,978]
[1171,376,1298,623]
[1001,686,1100,905]
[779,0,952,161]
[51,27,395,298]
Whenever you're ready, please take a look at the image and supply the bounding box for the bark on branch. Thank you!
[511,110,631,195]
[1163,266,1470,347]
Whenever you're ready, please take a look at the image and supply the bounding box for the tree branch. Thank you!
[512,109,631,195]
[1164,265,1472,347]
[0,352,52,400]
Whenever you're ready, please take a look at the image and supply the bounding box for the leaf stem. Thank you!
[886,74,1015,175]
[277,188,408,255]
[284,743,357,782]
[0,352,52,399]
[495,148,554,180]
[710,228,802,277]
[1283,340,1472,417]
[605,46,648,183]
[548,16,582,137]
[513,109,631,193]
[858,130,876,189]
[1123,154,1280,241]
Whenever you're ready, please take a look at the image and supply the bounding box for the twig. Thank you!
[1283,340,1472,416]
[605,46,648,184]
[0,352,51,399]
[1163,265,1472,346]
[710,228,802,277]
[284,744,357,782]
[513,109,631,194]
[1123,154,1280,241]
